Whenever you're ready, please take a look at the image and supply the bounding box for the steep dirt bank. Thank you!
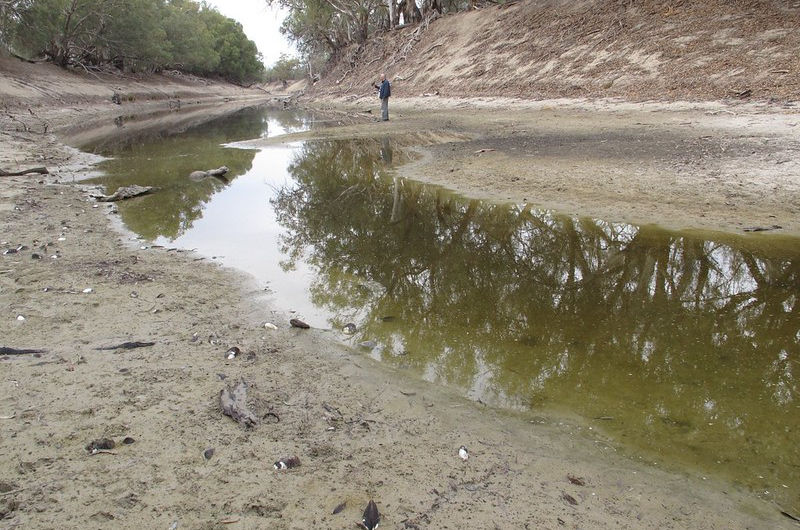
[299,0,800,237]
[0,54,305,144]
[313,0,800,102]
[0,55,285,113]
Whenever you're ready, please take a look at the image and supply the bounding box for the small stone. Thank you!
[86,438,116,453]
[122,437,135,445]
[342,323,357,335]
[203,448,215,460]
[82,288,93,294]
[226,347,240,359]
[264,322,278,330]
[273,456,301,470]
[289,318,310,329]
[16,315,25,321]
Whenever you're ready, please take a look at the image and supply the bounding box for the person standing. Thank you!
[375,73,391,121]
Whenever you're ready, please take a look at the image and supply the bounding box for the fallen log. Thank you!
[0,167,49,177]
[95,185,157,202]
[220,380,258,428]
[189,166,229,181]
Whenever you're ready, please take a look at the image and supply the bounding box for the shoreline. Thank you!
[275,94,800,237]
[1,90,798,526]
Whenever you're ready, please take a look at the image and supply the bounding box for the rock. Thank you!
[290,318,310,329]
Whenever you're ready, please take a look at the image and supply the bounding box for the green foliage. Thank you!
[269,0,470,67]
[2,0,264,83]
[162,0,219,73]
[264,53,304,82]
[199,8,264,84]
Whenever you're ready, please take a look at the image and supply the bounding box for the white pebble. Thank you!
[264,322,278,330]
[57,237,66,241]
[16,315,25,321]
[82,288,93,294]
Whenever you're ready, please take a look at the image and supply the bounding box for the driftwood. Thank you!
[95,185,157,202]
[743,225,782,232]
[94,341,155,350]
[189,166,229,181]
[0,167,49,177]
[0,346,47,355]
[220,380,258,428]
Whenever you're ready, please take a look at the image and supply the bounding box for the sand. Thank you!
[1,58,797,528]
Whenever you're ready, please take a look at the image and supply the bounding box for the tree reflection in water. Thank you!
[273,138,799,509]
[86,107,310,240]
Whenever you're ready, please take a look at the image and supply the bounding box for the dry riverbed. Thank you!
[1,92,798,528]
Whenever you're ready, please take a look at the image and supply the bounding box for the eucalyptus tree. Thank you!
[2,0,264,83]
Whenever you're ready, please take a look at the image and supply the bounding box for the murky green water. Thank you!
[84,106,799,512]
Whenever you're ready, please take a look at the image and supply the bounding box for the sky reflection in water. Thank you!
[86,106,800,512]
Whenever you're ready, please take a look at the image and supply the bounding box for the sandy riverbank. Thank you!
[255,94,800,237]
[1,68,798,527]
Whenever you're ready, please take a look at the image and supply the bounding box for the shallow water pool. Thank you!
[83,105,800,513]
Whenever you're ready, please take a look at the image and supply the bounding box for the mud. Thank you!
[1,76,797,526]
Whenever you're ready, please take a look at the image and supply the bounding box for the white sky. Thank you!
[205,0,297,67]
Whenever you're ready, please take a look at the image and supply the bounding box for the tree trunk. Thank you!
[388,0,395,28]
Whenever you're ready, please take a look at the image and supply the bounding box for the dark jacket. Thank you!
[379,79,391,99]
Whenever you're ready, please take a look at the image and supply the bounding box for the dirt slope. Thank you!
[313,0,800,102]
